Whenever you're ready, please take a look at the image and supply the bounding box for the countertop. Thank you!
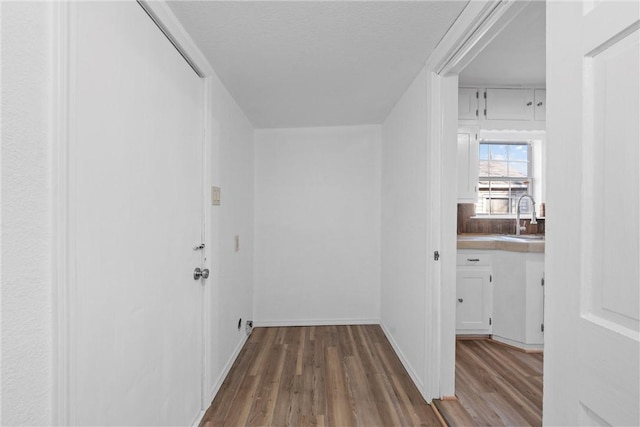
[457,234,545,253]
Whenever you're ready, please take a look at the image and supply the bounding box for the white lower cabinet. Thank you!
[457,249,545,350]
[456,253,492,334]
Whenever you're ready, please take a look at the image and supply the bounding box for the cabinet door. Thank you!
[534,89,546,121]
[457,129,479,203]
[525,254,545,345]
[458,87,479,120]
[456,268,492,333]
[485,88,534,121]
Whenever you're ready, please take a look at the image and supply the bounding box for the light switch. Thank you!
[211,186,221,206]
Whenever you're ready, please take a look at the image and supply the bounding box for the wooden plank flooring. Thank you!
[200,325,443,427]
[434,339,543,427]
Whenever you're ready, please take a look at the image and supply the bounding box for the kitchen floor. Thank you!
[434,339,543,427]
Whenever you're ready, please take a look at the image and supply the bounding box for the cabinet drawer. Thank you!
[457,253,491,266]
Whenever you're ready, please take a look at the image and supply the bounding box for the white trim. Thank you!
[491,335,543,352]
[432,1,530,77]
[190,409,207,427]
[380,322,427,401]
[194,332,251,427]
[136,1,214,78]
[424,70,444,401]
[52,2,77,425]
[191,332,250,426]
[422,0,530,400]
[200,77,213,411]
[254,318,380,328]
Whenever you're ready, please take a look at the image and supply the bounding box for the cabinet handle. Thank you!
[458,298,464,303]
[467,258,480,262]
[537,102,543,106]
[526,101,533,106]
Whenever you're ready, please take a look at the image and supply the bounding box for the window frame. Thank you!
[475,140,533,216]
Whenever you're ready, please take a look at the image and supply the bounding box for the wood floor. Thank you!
[200,325,443,427]
[434,339,543,427]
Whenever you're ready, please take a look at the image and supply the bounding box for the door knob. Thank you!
[194,268,210,280]
[458,298,464,303]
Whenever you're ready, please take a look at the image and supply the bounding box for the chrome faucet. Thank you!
[515,194,537,236]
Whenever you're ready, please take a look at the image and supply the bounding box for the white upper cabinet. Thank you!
[458,86,546,130]
[458,87,479,120]
[485,88,535,120]
[534,89,546,121]
[457,128,479,203]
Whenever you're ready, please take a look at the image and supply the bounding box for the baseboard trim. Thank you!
[192,332,250,426]
[254,318,379,327]
[490,335,544,353]
[379,322,425,397]
[190,408,206,427]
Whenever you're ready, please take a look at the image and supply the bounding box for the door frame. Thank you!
[421,0,532,399]
[52,2,215,424]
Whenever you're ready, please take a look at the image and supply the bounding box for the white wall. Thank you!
[1,3,54,424]
[380,67,428,389]
[253,126,381,325]
[204,73,255,401]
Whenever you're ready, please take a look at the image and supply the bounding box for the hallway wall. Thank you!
[205,72,255,401]
[253,125,381,325]
[380,67,429,389]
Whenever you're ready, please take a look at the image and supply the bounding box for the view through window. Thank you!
[476,142,532,215]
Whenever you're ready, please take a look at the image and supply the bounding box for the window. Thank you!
[476,142,532,215]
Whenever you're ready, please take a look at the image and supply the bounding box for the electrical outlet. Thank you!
[234,235,240,252]
[237,318,242,331]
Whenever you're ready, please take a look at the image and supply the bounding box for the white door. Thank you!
[71,2,204,425]
[545,2,639,426]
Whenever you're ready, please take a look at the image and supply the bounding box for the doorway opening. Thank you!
[434,1,547,424]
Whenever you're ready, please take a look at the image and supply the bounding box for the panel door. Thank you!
[545,2,639,426]
[456,268,492,333]
[458,87,479,120]
[485,88,534,121]
[72,2,204,425]
[457,128,479,203]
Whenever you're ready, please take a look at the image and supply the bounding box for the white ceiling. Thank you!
[459,1,546,86]
[167,1,468,128]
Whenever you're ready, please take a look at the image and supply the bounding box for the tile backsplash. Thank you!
[457,203,545,235]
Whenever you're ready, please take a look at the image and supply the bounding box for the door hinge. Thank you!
[489,317,492,325]
[476,91,479,99]
[434,251,440,261]
[541,323,544,332]
[541,277,545,286]
[490,274,492,282]
[475,109,479,117]
[484,108,487,116]
[484,91,487,99]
